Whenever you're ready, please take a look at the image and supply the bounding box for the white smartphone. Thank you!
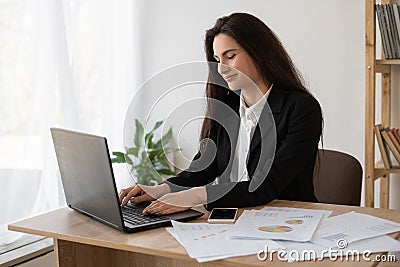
[207,208,238,224]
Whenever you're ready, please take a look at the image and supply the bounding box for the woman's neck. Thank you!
[241,81,270,107]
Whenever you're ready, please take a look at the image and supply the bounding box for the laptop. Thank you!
[51,128,204,233]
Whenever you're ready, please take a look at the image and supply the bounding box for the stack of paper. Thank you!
[166,207,400,263]
[278,235,400,262]
[281,212,400,262]
[167,221,282,262]
[310,212,400,247]
[228,209,324,242]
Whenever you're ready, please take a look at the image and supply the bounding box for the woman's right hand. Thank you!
[119,183,171,206]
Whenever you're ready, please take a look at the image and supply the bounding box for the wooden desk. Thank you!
[8,200,400,267]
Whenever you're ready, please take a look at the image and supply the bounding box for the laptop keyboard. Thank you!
[121,203,170,226]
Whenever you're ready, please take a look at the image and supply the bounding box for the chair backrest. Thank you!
[314,149,363,206]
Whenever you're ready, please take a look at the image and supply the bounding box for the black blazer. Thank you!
[165,86,322,210]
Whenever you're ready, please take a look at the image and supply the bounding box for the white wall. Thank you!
[137,0,400,209]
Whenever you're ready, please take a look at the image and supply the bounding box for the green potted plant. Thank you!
[111,119,179,185]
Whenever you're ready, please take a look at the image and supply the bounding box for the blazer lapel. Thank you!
[249,87,285,154]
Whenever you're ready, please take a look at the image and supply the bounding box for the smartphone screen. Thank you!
[209,208,237,219]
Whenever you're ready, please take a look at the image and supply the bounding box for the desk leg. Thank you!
[54,239,220,267]
[53,238,60,267]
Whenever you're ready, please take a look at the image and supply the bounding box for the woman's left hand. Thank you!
[143,187,207,215]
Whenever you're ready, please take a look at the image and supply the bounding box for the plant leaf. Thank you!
[141,150,148,160]
[134,119,144,148]
[151,120,163,132]
[126,147,139,157]
[144,121,162,141]
[146,148,158,161]
[155,127,173,148]
[158,156,171,168]
[127,120,179,186]
[125,154,133,165]
[145,120,163,146]
[145,132,153,146]
[111,152,126,163]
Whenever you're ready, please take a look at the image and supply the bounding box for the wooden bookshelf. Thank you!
[365,0,398,208]
[376,59,400,64]
[374,160,400,178]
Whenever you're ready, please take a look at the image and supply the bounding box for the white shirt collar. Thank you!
[239,84,273,125]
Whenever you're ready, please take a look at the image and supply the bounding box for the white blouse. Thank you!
[229,85,273,182]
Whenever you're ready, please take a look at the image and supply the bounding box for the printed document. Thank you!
[229,209,324,242]
[169,221,281,261]
[278,235,400,262]
[261,206,333,219]
[310,212,400,247]
[166,227,277,263]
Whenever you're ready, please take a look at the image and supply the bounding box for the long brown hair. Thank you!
[201,12,312,140]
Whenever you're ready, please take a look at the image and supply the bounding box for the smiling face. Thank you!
[213,33,265,93]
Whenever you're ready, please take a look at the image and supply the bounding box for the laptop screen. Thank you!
[51,128,124,230]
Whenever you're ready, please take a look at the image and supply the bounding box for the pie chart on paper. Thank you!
[258,225,293,233]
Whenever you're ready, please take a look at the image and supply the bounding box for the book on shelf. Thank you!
[389,4,400,58]
[375,4,400,59]
[383,4,395,58]
[394,128,400,144]
[374,124,391,169]
[389,128,400,154]
[380,127,400,165]
[376,4,391,58]
[390,4,400,57]
[385,4,397,58]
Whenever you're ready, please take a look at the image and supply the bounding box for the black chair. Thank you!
[313,149,363,206]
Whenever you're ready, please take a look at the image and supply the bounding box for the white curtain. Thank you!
[0,0,143,245]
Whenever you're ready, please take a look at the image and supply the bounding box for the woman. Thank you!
[119,13,322,215]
